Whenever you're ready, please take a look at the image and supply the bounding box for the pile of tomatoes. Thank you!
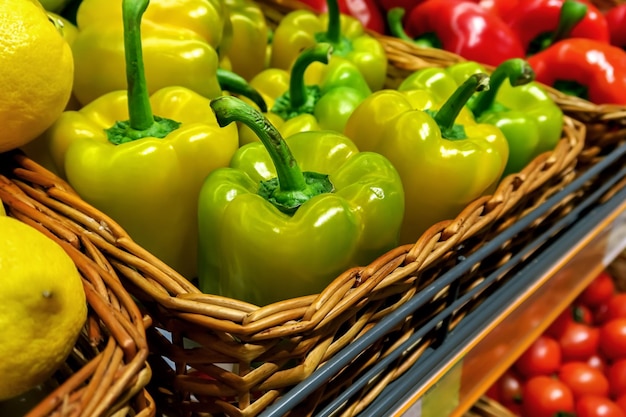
[486,270,626,417]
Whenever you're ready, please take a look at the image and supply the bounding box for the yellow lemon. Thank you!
[0,0,74,153]
[0,215,87,401]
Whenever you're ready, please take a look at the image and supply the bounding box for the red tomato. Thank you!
[587,354,608,374]
[558,362,610,398]
[596,302,612,326]
[576,395,626,417]
[600,319,626,361]
[514,335,562,377]
[522,375,576,417]
[495,369,524,408]
[558,321,601,361]
[616,394,626,415]
[606,294,626,322]
[608,360,626,398]
[578,271,616,308]
[547,305,594,338]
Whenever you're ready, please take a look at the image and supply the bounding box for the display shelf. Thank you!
[260,141,626,417]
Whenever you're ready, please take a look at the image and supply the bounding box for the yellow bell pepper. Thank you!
[71,0,227,105]
[41,0,239,279]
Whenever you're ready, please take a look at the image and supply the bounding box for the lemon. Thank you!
[0,215,87,401]
[0,0,74,153]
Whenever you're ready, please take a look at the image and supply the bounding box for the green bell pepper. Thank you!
[198,96,405,306]
[344,73,509,245]
[239,43,371,145]
[41,0,238,279]
[399,59,563,176]
[269,0,387,92]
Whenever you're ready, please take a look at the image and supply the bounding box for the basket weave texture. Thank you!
[0,153,155,417]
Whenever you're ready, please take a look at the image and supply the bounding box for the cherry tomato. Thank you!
[600,319,626,361]
[578,271,616,308]
[558,321,601,361]
[547,305,594,338]
[558,361,609,399]
[576,395,626,417]
[608,360,626,398]
[606,294,626,322]
[595,302,612,326]
[616,394,626,415]
[494,369,524,408]
[522,375,576,417]
[587,354,608,374]
[515,335,562,377]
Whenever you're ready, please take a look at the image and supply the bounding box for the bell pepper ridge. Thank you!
[434,73,490,140]
[217,68,268,112]
[210,96,333,214]
[470,59,535,119]
[107,0,180,144]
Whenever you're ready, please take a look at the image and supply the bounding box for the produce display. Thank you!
[341,0,626,105]
[0,0,623,415]
[486,269,626,417]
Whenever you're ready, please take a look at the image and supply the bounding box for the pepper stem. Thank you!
[105,0,181,145]
[434,73,490,139]
[217,68,268,112]
[470,59,535,119]
[210,96,334,214]
[387,8,413,42]
[123,0,153,130]
[290,44,332,109]
[551,0,588,44]
[326,0,341,44]
[387,8,442,49]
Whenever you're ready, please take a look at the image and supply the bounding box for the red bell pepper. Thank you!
[475,0,519,17]
[388,0,525,67]
[297,0,387,33]
[605,4,626,49]
[501,0,610,55]
[527,38,626,105]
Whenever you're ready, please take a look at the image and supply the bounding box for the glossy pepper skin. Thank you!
[43,0,239,279]
[605,4,626,49]
[394,0,525,67]
[239,44,372,145]
[270,0,387,92]
[198,96,404,306]
[220,0,269,81]
[344,74,509,245]
[297,0,387,33]
[527,38,626,105]
[71,0,227,105]
[399,59,563,176]
[500,0,610,56]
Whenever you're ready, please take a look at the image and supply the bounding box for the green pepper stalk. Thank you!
[314,0,350,53]
[528,0,588,55]
[387,7,442,49]
[272,43,332,120]
[210,96,333,214]
[432,73,490,140]
[470,59,535,119]
[217,68,268,112]
[107,0,180,144]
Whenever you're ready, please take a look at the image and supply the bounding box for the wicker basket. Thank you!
[0,154,155,417]
[0,88,585,417]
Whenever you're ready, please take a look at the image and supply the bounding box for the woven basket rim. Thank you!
[0,111,585,341]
